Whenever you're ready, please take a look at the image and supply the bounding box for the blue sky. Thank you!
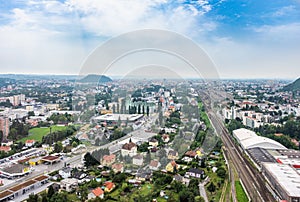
[0,0,299,79]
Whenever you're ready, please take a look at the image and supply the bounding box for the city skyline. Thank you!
[0,0,300,79]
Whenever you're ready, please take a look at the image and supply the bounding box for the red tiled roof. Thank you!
[104,181,115,190]
[185,150,197,157]
[0,146,11,152]
[25,139,35,144]
[171,161,177,167]
[112,163,123,171]
[92,187,104,197]
[103,154,116,161]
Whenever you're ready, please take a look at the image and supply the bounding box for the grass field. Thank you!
[235,181,248,202]
[19,125,67,143]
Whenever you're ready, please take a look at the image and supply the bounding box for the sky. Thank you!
[0,0,299,79]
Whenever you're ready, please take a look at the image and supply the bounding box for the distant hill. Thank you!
[283,78,300,91]
[0,74,78,81]
[78,74,112,83]
[0,78,15,87]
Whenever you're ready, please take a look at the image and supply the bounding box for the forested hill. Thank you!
[78,74,112,83]
[283,77,300,92]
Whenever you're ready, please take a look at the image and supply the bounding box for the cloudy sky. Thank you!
[0,0,299,79]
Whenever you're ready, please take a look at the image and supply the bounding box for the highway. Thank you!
[199,89,274,202]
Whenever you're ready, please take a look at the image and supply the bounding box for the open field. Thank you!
[19,125,67,143]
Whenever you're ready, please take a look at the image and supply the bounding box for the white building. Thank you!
[262,163,300,202]
[233,128,287,150]
[132,154,143,166]
[121,141,137,157]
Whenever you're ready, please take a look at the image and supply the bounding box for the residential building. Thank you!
[25,140,36,147]
[165,161,178,173]
[167,150,178,160]
[0,116,9,140]
[59,167,72,179]
[112,163,124,173]
[60,178,78,192]
[149,160,160,171]
[104,181,115,192]
[121,141,137,157]
[0,146,11,153]
[88,187,104,200]
[185,168,204,179]
[149,138,158,147]
[101,154,116,167]
[132,154,143,166]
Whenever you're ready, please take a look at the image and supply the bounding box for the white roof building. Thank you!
[262,163,300,201]
[233,128,286,150]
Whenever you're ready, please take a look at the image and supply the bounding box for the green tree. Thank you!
[72,141,78,148]
[195,196,205,202]
[84,152,99,167]
[113,173,127,183]
[207,182,216,194]
[47,184,55,199]
[27,193,38,202]
[50,192,68,202]
[78,185,88,202]
[28,111,35,117]
[54,141,63,153]
[8,128,18,140]
[217,167,227,179]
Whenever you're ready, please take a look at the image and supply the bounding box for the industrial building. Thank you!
[262,163,300,202]
[232,128,287,150]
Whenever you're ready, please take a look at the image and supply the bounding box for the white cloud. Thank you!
[272,6,296,17]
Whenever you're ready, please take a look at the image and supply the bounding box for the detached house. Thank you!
[167,150,178,160]
[121,141,137,157]
[162,134,170,143]
[25,140,36,147]
[166,161,178,173]
[149,138,159,147]
[112,163,124,173]
[132,154,144,166]
[104,181,115,192]
[185,168,204,179]
[149,160,160,171]
[88,187,104,200]
[59,167,72,179]
[101,154,116,167]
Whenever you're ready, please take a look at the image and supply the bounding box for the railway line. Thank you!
[199,89,274,202]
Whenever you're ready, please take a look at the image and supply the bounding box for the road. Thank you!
[0,113,159,193]
[199,89,274,202]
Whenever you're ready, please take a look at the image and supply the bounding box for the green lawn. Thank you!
[19,125,67,143]
[235,181,248,202]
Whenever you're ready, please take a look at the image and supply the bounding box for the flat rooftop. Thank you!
[93,114,144,122]
[10,180,36,192]
[42,155,59,161]
[247,147,276,166]
[0,190,13,200]
[276,149,300,158]
[263,163,300,197]
[1,164,26,174]
[34,175,48,181]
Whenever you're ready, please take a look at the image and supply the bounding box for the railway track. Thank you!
[199,91,274,202]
